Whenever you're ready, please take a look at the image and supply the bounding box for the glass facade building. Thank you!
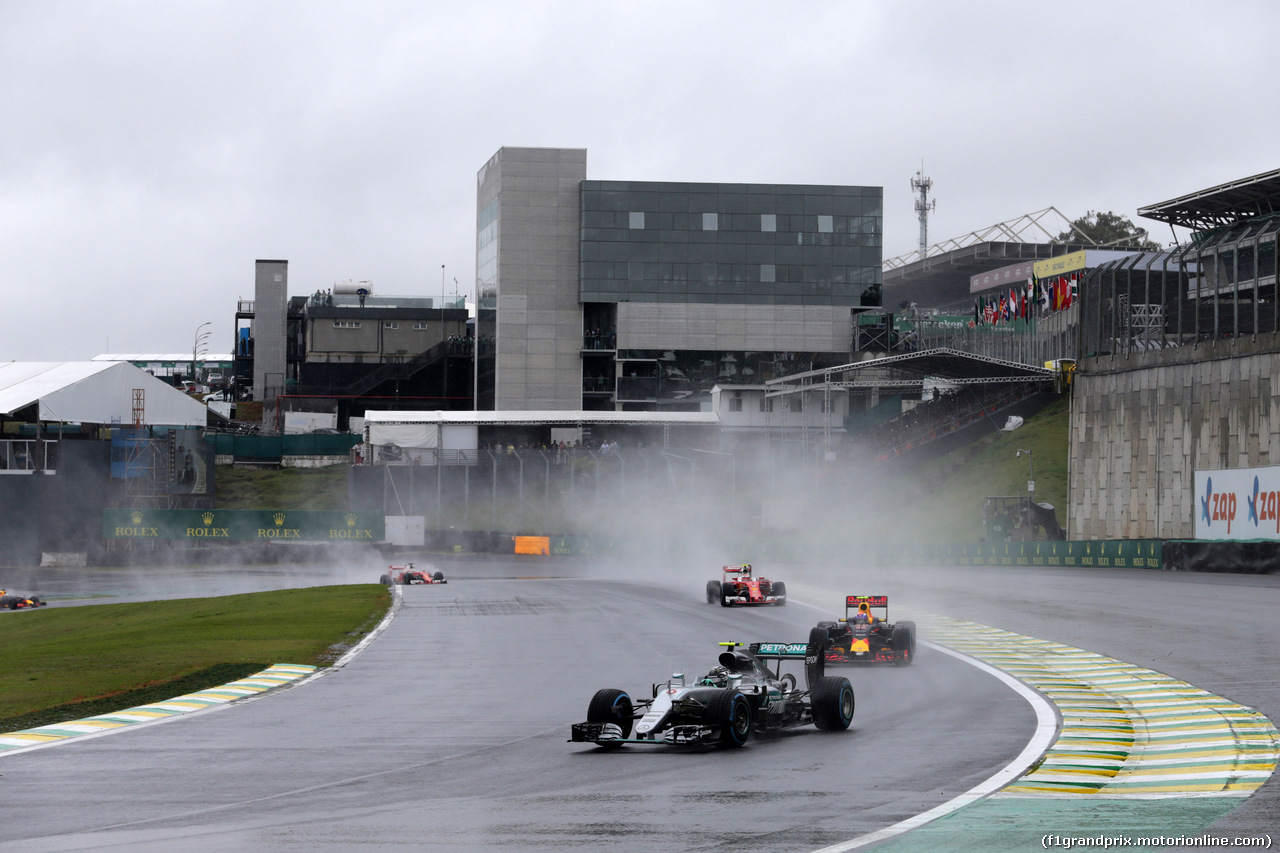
[476,149,884,413]
[580,181,882,307]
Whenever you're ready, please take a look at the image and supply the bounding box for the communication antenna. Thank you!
[911,161,936,257]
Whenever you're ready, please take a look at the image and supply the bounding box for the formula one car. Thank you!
[570,639,853,749]
[0,590,47,610]
[379,564,447,585]
[810,595,915,666]
[705,564,787,607]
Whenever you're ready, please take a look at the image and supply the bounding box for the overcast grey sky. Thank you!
[3,1,1277,362]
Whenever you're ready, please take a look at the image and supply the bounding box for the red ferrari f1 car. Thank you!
[705,564,787,607]
[379,564,447,585]
[1,590,48,611]
[810,595,915,665]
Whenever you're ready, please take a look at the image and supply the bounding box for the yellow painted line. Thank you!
[1,663,318,753]
[919,616,1279,800]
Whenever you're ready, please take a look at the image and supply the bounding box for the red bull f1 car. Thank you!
[705,564,787,607]
[810,595,915,666]
[1,590,47,611]
[379,564,447,585]
[570,640,853,749]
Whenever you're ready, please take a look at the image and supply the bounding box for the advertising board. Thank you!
[1194,465,1280,540]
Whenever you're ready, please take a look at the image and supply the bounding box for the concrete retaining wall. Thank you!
[1070,333,1280,539]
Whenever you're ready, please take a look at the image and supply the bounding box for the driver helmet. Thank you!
[742,564,752,575]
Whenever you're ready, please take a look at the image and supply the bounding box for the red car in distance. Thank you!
[379,564,447,585]
[705,564,787,607]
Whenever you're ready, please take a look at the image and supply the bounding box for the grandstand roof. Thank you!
[765,348,1055,394]
[1139,167,1280,231]
[884,242,1101,311]
[362,409,719,427]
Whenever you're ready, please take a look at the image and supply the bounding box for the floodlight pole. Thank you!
[193,322,211,383]
[1016,448,1034,496]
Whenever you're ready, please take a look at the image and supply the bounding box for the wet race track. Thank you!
[1,557,1277,852]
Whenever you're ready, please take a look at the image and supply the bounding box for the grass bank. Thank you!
[0,584,390,732]
[215,464,349,510]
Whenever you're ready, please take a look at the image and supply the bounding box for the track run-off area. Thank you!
[0,558,1276,852]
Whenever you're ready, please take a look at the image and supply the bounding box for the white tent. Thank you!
[0,362,209,427]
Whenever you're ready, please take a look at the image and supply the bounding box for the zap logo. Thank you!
[1246,475,1280,533]
[1201,477,1237,534]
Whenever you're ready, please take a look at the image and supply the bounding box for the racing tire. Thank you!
[705,580,720,604]
[771,581,787,604]
[379,575,391,585]
[720,582,735,607]
[805,626,828,686]
[587,688,634,746]
[7,600,16,610]
[432,571,445,581]
[703,689,752,748]
[811,676,855,731]
[892,622,917,665]
[29,597,41,605]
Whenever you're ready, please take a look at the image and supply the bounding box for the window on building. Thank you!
[702,212,718,231]
[383,322,399,330]
[729,397,743,412]
[818,215,833,233]
[629,211,644,229]
[761,213,776,232]
[413,323,429,330]
[791,396,804,412]
[333,320,361,329]
[761,264,776,283]
[760,398,773,413]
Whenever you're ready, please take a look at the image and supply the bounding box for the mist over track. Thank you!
[1,556,1275,852]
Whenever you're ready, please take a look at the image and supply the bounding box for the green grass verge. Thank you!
[215,464,349,510]
[0,584,390,732]
[909,394,1071,541]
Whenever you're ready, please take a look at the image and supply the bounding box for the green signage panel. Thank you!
[103,509,385,542]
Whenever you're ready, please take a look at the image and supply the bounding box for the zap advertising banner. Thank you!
[1194,465,1280,540]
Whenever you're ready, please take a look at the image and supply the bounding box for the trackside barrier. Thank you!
[869,539,1163,569]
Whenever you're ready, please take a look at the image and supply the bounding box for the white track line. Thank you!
[809,638,1060,853]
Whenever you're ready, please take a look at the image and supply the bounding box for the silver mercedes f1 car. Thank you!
[570,640,854,749]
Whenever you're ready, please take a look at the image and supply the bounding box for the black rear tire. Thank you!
[587,688,634,746]
[812,676,855,730]
[719,582,735,607]
[706,580,720,604]
[771,581,787,604]
[703,689,752,748]
[379,575,391,585]
[893,622,917,665]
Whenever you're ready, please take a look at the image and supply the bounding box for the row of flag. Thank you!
[973,272,1079,326]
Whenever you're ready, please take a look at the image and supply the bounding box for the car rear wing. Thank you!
[748,641,825,687]
[722,565,750,574]
[846,595,887,608]
[749,641,812,659]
